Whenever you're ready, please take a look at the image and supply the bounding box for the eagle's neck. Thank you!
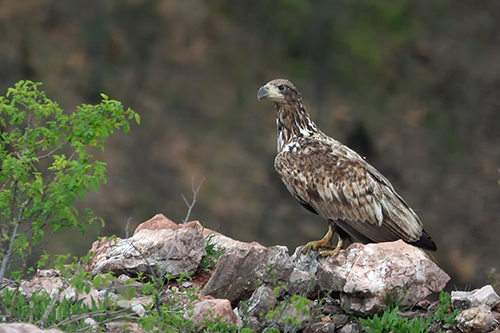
[275,99,321,152]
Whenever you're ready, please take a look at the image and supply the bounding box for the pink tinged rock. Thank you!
[317,240,450,316]
[202,244,294,304]
[133,213,180,234]
[91,219,206,278]
[185,298,238,329]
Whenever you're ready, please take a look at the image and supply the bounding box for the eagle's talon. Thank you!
[319,247,342,257]
[301,228,336,254]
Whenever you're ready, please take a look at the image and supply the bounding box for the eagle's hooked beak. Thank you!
[257,85,270,100]
[257,84,282,101]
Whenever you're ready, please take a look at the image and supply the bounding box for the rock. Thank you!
[317,240,450,316]
[304,321,337,333]
[0,323,64,333]
[202,244,294,304]
[331,315,350,328]
[268,299,314,332]
[291,246,327,275]
[17,269,101,307]
[246,285,277,318]
[287,268,319,299]
[133,213,179,234]
[186,298,238,329]
[203,228,262,252]
[116,296,153,317]
[455,305,498,333]
[452,285,500,311]
[338,322,363,333]
[91,219,206,279]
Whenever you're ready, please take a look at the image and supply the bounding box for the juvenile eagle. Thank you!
[257,79,436,256]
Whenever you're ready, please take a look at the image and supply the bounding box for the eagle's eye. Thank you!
[278,85,285,91]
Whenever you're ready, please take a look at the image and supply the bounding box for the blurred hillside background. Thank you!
[1,0,499,290]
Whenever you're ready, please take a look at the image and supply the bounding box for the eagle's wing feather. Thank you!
[275,138,423,244]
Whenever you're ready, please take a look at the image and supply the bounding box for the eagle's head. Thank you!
[257,79,301,105]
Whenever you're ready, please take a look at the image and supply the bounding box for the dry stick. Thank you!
[165,178,205,262]
[125,217,132,239]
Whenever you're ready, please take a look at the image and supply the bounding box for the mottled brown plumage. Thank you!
[257,79,436,256]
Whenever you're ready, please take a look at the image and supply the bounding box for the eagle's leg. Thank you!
[319,237,345,257]
[301,227,336,254]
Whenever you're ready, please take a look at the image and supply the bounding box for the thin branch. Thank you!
[125,217,131,239]
[181,178,205,224]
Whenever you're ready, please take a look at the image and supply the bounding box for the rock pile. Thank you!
[2,213,500,333]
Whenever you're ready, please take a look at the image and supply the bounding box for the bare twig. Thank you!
[181,178,205,224]
[125,217,132,239]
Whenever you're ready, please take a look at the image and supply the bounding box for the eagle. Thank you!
[257,79,436,256]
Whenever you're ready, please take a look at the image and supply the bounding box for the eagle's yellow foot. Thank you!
[319,238,345,257]
[302,228,335,254]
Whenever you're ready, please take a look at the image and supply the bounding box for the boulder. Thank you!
[452,285,500,311]
[202,244,293,304]
[317,240,450,316]
[91,219,206,278]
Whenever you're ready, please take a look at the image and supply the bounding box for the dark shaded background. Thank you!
[1,0,499,291]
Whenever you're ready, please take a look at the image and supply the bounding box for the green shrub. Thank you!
[0,80,140,284]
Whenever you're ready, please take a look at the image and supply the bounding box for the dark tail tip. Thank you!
[409,230,437,251]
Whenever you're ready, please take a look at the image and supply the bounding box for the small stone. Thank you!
[455,305,497,333]
[329,314,349,327]
[186,298,238,328]
[304,321,336,333]
[338,322,363,333]
[246,285,277,318]
[452,285,500,311]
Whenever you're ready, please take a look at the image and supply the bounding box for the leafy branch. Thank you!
[0,80,140,288]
